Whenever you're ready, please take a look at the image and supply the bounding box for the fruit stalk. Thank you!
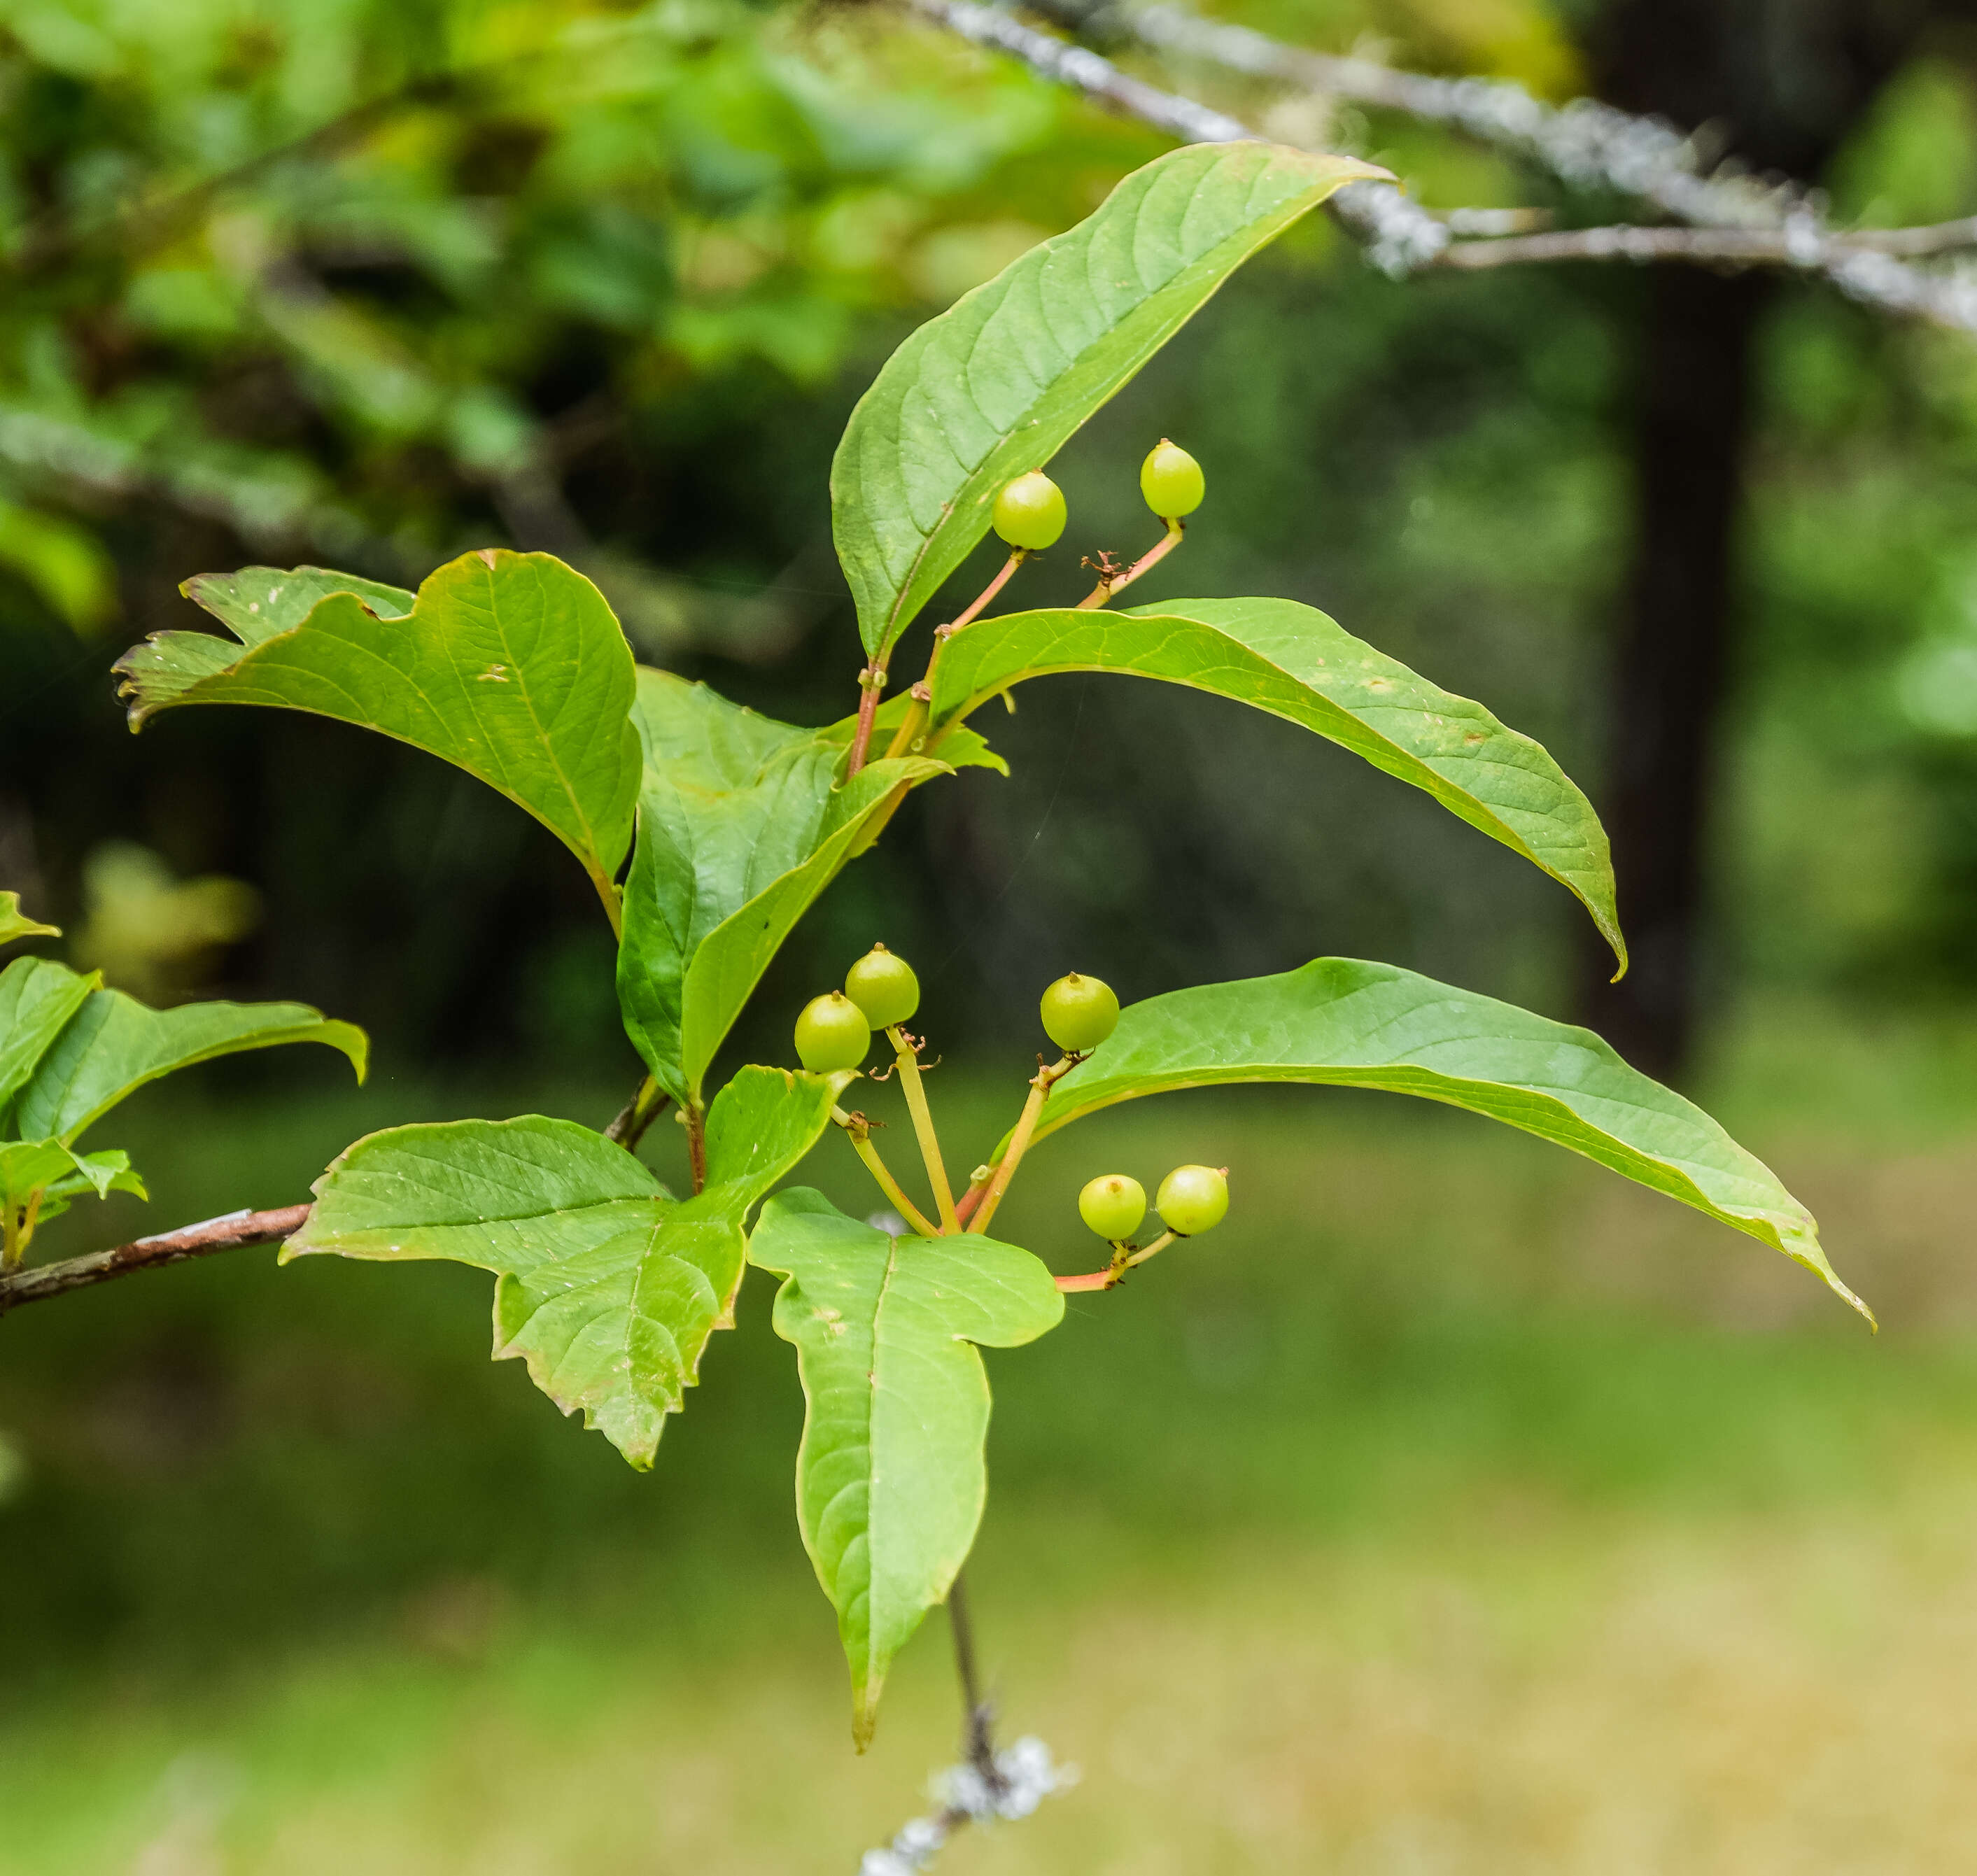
[885,550,1028,761]
[1053,1230,1177,1293]
[835,1106,940,1239]
[967,1053,1074,1236]
[1075,519,1183,610]
[887,1027,959,1231]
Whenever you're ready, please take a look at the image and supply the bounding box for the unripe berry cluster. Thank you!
[1077,1163,1228,1240]
[794,943,924,1071]
[990,439,1205,551]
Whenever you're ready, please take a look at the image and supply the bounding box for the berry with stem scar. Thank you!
[1078,1173,1146,1241]
[1040,973,1118,1054]
[1156,1164,1228,1237]
[993,471,1067,551]
[795,992,871,1073]
[845,943,920,1029]
[1140,439,1204,519]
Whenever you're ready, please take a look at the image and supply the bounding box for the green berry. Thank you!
[993,471,1067,550]
[1078,1173,1146,1241]
[1139,439,1204,519]
[1156,1164,1228,1237]
[845,943,920,1029]
[1039,972,1118,1054]
[794,992,871,1073]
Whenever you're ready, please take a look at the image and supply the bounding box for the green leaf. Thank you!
[929,597,1626,973]
[0,1139,90,1210]
[289,1066,840,1467]
[1025,959,1866,1323]
[0,893,59,949]
[181,564,415,642]
[618,670,948,1106]
[0,957,97,1115]
[10,984,367,1145]
[747,1189,1064,1746]
[6,1143,147,1224]
[831,141,1389,658]
[114,549,642,912]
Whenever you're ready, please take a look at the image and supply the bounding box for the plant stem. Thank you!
[883,550,1027,762]
[1053,1230,1177,1292]
[684,1101,708,1194]
[604,1074,669,1150]
[967,1054,1074,1236]
[1075,518,1183,609]
[952,549,1027,634]
[887,1026,958,1231]
[1,1207,19,1276]
[0,1203,311,1313]
[953,1164,994,1226]
[845,658,890,777]
[835,1106,941,1238]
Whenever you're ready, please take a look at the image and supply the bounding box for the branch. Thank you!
[854,1732,1071,1875]
[1121,1,1806,232]
[0,1204,309,1312]
[929,0,1977,334]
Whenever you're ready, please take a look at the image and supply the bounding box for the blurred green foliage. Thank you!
[2,0,1977,1077]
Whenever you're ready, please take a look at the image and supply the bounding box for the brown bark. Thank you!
[0,1204,309,1312]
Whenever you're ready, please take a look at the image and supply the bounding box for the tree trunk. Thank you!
[1580,0,1945,1078]
[1578,269,1768,1081]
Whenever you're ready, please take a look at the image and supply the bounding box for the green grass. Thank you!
[5,1006,1977,1871]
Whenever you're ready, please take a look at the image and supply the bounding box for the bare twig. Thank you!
[0,1204,310,1313]
[945,1570,1001,1790]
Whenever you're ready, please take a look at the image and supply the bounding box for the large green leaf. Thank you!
[288,1066,841,1467]
[929,597,1625,971]
[114,549,642,913]
[617,670,950,1107]
[747,1188,1064,1746]
[0,957,97,1115]
[10,978,367,1145]
[1023,959,1866,1321]
[0,894,59,949]
[831,141,1390,659]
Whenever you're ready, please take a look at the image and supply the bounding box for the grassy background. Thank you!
[6,1005,1977,1873]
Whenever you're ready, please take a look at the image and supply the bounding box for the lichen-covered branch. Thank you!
[913,0,1977,335]
[857,1734,1072,1875]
